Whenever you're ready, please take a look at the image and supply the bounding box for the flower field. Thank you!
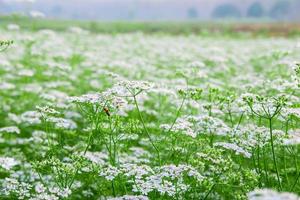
[0,26,300,199]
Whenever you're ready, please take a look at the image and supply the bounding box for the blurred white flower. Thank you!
[29,10,45,18]
[0,157,19,170]
[248,189,300,200]
[0,126,20,134]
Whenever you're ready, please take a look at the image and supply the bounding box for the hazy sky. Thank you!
[1,0,299,21]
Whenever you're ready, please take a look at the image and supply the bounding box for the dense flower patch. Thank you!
[0,26,300,199]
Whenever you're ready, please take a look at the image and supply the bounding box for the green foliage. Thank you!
[0,40,13,52]
[2,15,300,38]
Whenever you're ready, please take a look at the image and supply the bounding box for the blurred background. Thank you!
[1,0,299,21]
[0,0,300,37]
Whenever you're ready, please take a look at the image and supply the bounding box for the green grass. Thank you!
[1,14,300,37]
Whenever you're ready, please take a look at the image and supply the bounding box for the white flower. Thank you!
[0,157,19,170]
[20,111,42,125]
[161,114,230,138]
[108,195,149,200]
[18,69,35,77]
[214,142,252,158]
[7,24,20,31]
[84,151,108,165]
[284,108,300,118]
[56,188,72,198]
[248,189,300,200]
[69,93,103,104]
[283,129,300,145]
[46,117,77,130]
[0,82,15,90]
[116,80,154,96]
[35,183,46,193]
[29,10,46,18]
[36,106,60,115]
[100,165,121,181]
[161,117,196,138]
[0,126,20,134]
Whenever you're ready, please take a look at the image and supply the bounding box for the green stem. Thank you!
[69,129,95,188]
[112,181,116,197]
[257,145,262,187]
[291,172,300,192]
[269,118,282,190]
[262,147,269,186]
[282,147,289,185]
[133,95,161,165]
[167,95,186,133]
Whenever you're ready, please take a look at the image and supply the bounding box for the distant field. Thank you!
[1,15,300,37]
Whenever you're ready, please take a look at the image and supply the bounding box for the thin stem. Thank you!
[69,127,97,188]
[167,94,186,133]
[282,147,290,185]
[227,109,234,127]
[269,118,282,190]
[257,145,262,187]
[236,112,244,130]
[291,172,300,192]
[262,147,269,186]
[112,181,116,197]
[133,95,161,165]
[202,183,216,200]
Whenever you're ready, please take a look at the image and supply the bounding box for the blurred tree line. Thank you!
[210,1,292,20]
[187,0,294,20]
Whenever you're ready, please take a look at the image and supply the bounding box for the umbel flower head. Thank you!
[242,93,287,118]
[116,80,154,96]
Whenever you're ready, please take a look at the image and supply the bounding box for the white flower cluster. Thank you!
[161,114,230,138]
[283,129,300,146]
[282,108,300,118]
[2,178,32,199]
[100,165,122,181]
[69,93,105,105]
[161,117,195,138]
[1,178,72,200]
[84,151,108,165]
[31,183,71,200]
[69,90,126,113]
[231,124,285,149]
[0,157,19,170]
[8,111,42,125]
[100,164,203,197]
[0,82,15,90]
[241,93,286,117]
[116,80,154,96]
[108,195,149,200]
[7,24,20,31]
[36,106,60,116]
[119,147,151,164]
[214,142,252,158]
[132,164,203,196]
[0,126,20,134]
[248,189,300,200]
[46,117,77,130]
[231,124,269,148]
